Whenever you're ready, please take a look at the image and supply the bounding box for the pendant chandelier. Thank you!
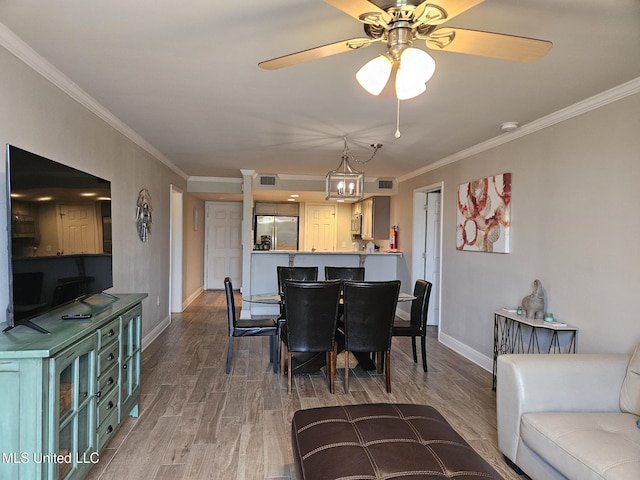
[325,138,381,202]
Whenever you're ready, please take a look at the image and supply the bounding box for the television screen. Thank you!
[5,145,113,333]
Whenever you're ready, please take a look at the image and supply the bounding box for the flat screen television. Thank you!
[4,145,114,333]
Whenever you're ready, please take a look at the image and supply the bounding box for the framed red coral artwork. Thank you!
[456,173,511,253]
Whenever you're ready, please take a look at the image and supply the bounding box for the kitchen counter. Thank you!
[245,250,404,317]
[251,250,402,255]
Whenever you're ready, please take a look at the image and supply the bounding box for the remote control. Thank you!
[61,313,93,320]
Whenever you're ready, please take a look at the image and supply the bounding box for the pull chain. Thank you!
[395,98,401,138]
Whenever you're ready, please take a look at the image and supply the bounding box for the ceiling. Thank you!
[2,1,639,202]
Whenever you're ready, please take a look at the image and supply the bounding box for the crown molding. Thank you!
[189,175,243,183]
[399,76,640,183]
[4,21,638,188]
[1,23,188,180]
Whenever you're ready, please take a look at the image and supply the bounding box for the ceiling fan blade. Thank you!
[324,0,391,25]
[259,38,375,70]
[414,0,484,25]
[426,28,552,62]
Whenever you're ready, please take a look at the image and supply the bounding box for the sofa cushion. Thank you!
[520,412,640,480]
[620,343,640,415]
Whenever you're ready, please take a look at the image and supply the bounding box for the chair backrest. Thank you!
[283,280,341,353]
[324,266,365,282]
[343,280,401,352]
[277,266,319,295]
[410,279,433,329]
[224,277,237,336]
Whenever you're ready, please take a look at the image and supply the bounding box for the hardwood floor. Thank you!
[86,290,523,480]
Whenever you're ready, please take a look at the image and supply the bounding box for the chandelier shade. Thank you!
[395,48,436,100]
[356,54,393,96]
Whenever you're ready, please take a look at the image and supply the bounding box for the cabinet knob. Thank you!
[107,401,114,409]
[107,353,115,361]
[107,377,114,385]
[122,364,128,370]
[96,391,102,398]
[107,425,113,434]
[108,329,115,337]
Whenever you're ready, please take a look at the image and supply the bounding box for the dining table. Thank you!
[244,291,416,373]
[246,292,416,304]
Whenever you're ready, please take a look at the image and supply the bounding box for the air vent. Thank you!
[378,179,394,189]
[259,175,277,186]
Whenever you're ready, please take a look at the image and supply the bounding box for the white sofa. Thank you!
[497,351,640,480]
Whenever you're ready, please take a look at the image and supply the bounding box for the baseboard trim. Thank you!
[395,304,410,321]
[141,314,171,351]
[438,331,493,373]
[183,286,204,310]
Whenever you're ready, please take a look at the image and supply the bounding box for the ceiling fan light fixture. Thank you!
[356,54,392,95]
[395,47,435,100]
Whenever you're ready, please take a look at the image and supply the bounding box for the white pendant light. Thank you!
[356,54,392,96]
[395,47,436,100]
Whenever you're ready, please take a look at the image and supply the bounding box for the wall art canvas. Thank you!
[456,172,511,253]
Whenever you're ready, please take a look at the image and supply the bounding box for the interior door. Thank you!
[205,202,243,289]
[305,204,336,252]
[59,204,98,254]
[424,192,441,325]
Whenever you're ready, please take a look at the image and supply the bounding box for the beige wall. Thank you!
[0,46,196,343]
[183,194,205,303]
[394,92,640,363]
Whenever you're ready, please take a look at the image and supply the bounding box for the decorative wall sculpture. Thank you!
[456,173,511,253]
[136,188,153,242]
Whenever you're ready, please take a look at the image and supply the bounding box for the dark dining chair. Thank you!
[276,266,318,315]
[324,266,365,327]
[276,266,319,357]
[324,266,365,282]
[392,279,433,372]
[341,280,401,393]
[224,277,278,374]
[277,266,318,294]
[280,280,342,394]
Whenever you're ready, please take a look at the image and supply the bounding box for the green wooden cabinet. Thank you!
[0,294,146,480]
[50,334,97,480]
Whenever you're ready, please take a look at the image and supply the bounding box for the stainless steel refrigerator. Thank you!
[254,215,299,250]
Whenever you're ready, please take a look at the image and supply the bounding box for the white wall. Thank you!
[0,45,188,343]
[395,91,640,367]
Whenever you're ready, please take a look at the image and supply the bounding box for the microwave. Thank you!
[12,215,38,239]
[351,213,362,235]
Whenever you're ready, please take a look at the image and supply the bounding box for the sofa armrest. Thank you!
[496,353,630,462]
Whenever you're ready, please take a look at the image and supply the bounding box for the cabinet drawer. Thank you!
[97,341,119,376]
[96,388,119,427]
[97,410,119,450]
[97,363,118,399]
[98,317,120,349]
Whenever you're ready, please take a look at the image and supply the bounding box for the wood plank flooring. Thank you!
[86,290,524,480]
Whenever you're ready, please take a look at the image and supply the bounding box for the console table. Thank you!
[492,308,577,390]
[0,293,146,480]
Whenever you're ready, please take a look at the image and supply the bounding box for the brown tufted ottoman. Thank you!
[291,403,503,480]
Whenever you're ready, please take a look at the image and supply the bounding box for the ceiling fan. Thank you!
[259,0,552,99]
